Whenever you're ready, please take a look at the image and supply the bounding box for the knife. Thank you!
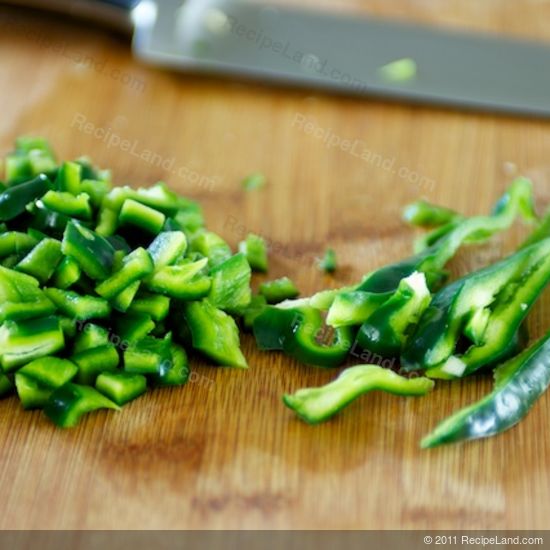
[4,0,550,117]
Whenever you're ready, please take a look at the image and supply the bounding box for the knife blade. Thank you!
[5,0,550,117]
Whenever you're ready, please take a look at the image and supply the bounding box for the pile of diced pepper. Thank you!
[0,137,299,427]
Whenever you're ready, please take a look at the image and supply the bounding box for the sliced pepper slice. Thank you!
[189,230,232,267]
[119,199,166,234]
[253,305,353,368]
[55,161,82,195]
[123,335,172,375]
[147,231,187,271]
[184,300,248,369]
[146,258,211,300]
[0,174,52,222]
[128,293,170,322]
[422,331,550,447]
[0,232,37,259]
[72,344,120,385]
[52,256,81,289]
[283,364,434,424]
[44,383,120,428]
[402,237,550,378]
[40,190,92,220]
[15,357,78,409]
[96,372,147,406]
[150,342,190,387]
[238,233,268,272]
[115,312,155,343]
[73,322,110,353]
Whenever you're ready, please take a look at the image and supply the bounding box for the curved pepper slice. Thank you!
[44,383,120,428]
[422,331,550,447]
[253,305,354,367]
[283,364,434,424]
[402,237,550,378]
[0,174,52,222]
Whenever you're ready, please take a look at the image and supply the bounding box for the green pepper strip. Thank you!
[96,372,147,406]
[402,236,550,379]
[253,305,354,368]
[0,174,52,222]
[283,364,434,424]
[422,330,550,447]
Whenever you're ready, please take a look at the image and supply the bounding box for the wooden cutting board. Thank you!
[1,0,550,530]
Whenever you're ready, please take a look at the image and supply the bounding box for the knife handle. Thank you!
[0,0,142,32]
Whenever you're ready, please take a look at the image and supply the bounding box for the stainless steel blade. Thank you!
[131,0,550,116]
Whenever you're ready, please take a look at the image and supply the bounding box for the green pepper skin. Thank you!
[253,305,353,368]
[402,237,550,378]
[283,364,435,424]
[239,233,268,272]
[44,383,120,428]
[96,372,147,406]
[0,174,52,221]
[402,200,461,228]
[259,277,300,304]
[422,332,550,447]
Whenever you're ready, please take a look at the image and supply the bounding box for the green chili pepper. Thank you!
[259,277,300,304]
[146,258,211,299]
[422,330,550,447]
[253,305,354,367]
[0,316,65,371]
[96,372,148,406]
[184,300,248,368]
[44,383,120,428]
[239,233,268,272]
[207,253,252,314]
[0,174,52,221]
[62,221,115,280]
[402,236,550,379]
[14,357,78,409]
[15,238,63,284]
[402,200,461,228]
[284,364,434,424]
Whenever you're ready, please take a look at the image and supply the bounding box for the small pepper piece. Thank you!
[355,271,431,358]
[14,357,78,409]
[0,174,52,222]
[96,372,147,406]
[119,199,166,234]
[123,335,172,375]
[402,200,461,228]
[55,161,82,195]
[40,190,92,220]
[284,364,434,424]
[184,300,248,368]
[0,316,65,371]
[72,344,120,385]
[317,248,337,273]
[259,277,300,304]
[241,172,266,191]
[128,293,170,322]
[73,322,110,353]
[422,331,550,447]
[62,221,115,280]
[147,231,187,271]
[111,281,141,312]
[253,305,353,367]
[146,258,211,300]
[115,312,155,343]
[242,294,267,330]
[189,231,232,267]
[238,234,268,272]
[15,238,63,284]
[0,232,37,259]
[150,342,190,387]
[207,253,252,315]
[52,257,81,289]
[44,288,111,320]
[95,247,154,300]
[44,383,120,428]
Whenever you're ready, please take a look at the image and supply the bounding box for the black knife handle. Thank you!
[0,0,142,31]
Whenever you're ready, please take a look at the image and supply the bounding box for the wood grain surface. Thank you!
[1,0,550,531]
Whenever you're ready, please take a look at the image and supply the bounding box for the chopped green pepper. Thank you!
[96,372,147,406]
[241,172,266,191]
[44,288,111,320]
[55,161,82,195]
[15,357,78,409]
[119,199,166,234]
[146,258,211,300]
[40,190,92,220]
[147,231,187,271]
[150,342,190,387]
[422,330,550,447]
[15,238,63,284]
[72,344,120,385]
[259,277,299,304]
[123,335,171,375]
[52,256,81,289]
[115,312,155,343]
[184,300,248,368]
[207,253,252,314]
[0,174,52,221]
[318,248,337,273]
[238,233,268,272]
[128,293,170,322]
[44,383,120,428]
